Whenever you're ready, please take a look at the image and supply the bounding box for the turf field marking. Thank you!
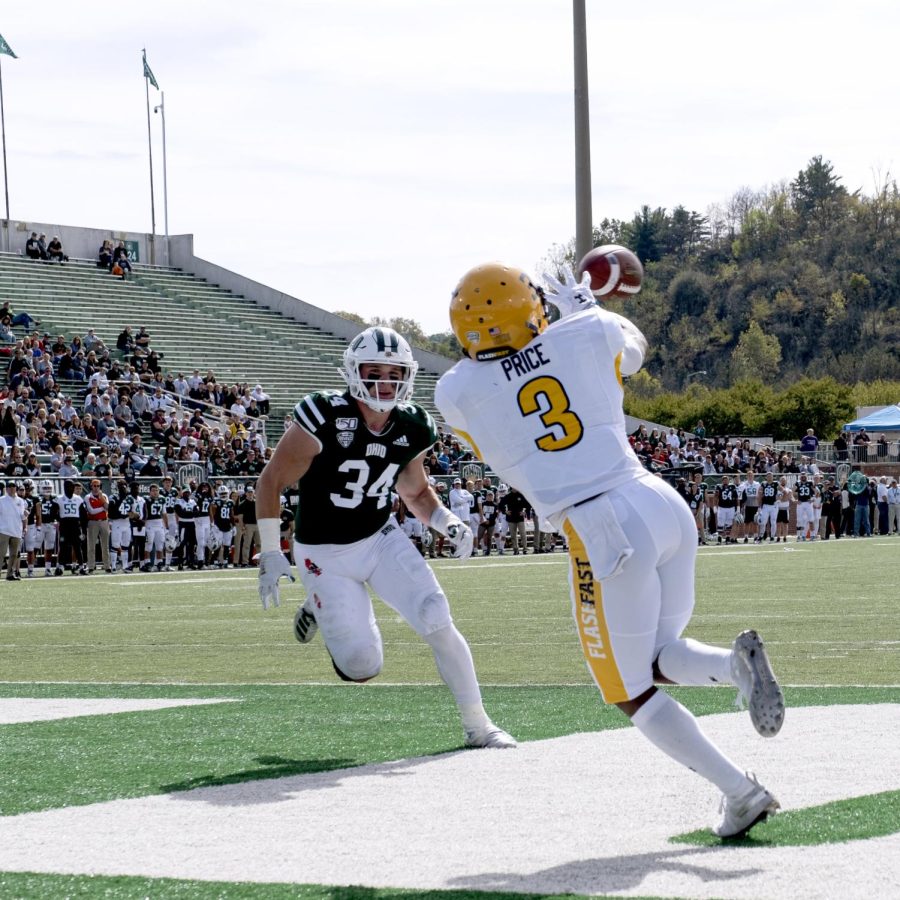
[0,697,238,724]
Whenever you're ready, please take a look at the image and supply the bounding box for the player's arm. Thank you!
[256,423,320,609]
[397,451,473,559]
[256,423,319,522]
[396,451,441,523]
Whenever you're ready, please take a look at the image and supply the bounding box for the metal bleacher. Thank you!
[0,252,445,424]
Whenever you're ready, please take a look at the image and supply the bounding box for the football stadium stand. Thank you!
[0,248,445,423]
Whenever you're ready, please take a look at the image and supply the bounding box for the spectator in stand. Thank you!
[46,235,68,263]
[799,428,818,455]
[832,431,849,462]
[876,433,889,462]
[112,242,133,277]
[1,301,40,332]
[0,316,15,345]
[98,240,113,269]
[36,234,49,260]
[173,373,189,398]
[132,385,152,420]
[25,231,42,260]
[134,327,152,356]
[853,428,871,463]
[251,383,270,416]
[116,327,136,359]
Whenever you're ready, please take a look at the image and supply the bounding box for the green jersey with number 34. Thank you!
[292,390,438,544]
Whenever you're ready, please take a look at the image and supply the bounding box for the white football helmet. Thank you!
[39,479,54,497]
[340,327,418,413]
[164,534,179,551]
[216,485,230,499]
[207,531,221,553]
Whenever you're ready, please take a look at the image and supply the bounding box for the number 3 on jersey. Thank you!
[517,376,584,451]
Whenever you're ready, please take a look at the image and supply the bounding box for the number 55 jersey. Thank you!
[435,306,646,528]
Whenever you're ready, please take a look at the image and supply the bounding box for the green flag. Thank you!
[142,50,159,89]
[0,34,17,59]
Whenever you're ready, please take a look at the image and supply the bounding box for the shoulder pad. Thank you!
[395,402,439,443]
[293,391,348,433]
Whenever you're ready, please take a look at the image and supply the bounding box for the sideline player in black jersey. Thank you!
[756,473,779,543]
[21,480,42,577]
[211,485,236,567]
[37,480,59,575]
[795,473,817,541]
[715,475,739,544]
[255,326,515,750]
[108,481,132,572]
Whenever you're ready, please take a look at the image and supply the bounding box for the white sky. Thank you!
[2,1,897,335]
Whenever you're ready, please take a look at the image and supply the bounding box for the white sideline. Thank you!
[0,698,237,724]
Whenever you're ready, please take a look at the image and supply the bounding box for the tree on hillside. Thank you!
[790,155,848,231]
[730,320,782,382]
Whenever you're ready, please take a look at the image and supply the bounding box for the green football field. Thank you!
[1,537,898,899]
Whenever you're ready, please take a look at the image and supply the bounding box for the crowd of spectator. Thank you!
[2,318,274,484]
[627,423,897,475]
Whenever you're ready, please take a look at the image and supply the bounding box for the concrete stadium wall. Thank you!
[3,218,164,264]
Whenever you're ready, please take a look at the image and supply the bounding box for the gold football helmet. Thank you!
[450,263,548,361]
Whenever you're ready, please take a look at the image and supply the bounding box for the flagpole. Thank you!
[0,55,10,252]
[143,48,157,266]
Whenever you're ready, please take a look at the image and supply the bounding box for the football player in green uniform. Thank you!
[255,327,515,749]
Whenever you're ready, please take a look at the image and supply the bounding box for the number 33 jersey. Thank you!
[435,307,646,526]
[292,390,438,544]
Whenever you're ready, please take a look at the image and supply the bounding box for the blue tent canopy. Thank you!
[843,403,900,433]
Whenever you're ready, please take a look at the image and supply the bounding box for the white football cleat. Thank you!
[731,629,785,737]
[714,773,780,838]
[293,604,318,644]
[464,723,517,749]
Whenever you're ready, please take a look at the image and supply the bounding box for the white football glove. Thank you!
[257,550,295,610]
[542,266,596,318]
[446,522,475,560]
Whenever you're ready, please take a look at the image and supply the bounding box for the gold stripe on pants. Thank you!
[563,519,628,704]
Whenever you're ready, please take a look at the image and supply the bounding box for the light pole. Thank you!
[573,0,592,264]
[153,92,169,267]
[685,370,707,388]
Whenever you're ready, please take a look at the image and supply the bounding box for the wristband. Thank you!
[429,504,462,537]
[258,518,281,554]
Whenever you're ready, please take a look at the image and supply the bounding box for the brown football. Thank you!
[576,245,643,299]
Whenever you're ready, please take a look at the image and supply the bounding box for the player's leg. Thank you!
[294,543,383,682]
[366,527,514,747]
[564,478,778,835]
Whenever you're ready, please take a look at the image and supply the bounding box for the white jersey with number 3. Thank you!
[435,307,646,527]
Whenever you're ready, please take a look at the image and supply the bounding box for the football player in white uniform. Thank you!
[255,326,515,749]
[434,263,785,837]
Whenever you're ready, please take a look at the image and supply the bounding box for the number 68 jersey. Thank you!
[435,306,646,527]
